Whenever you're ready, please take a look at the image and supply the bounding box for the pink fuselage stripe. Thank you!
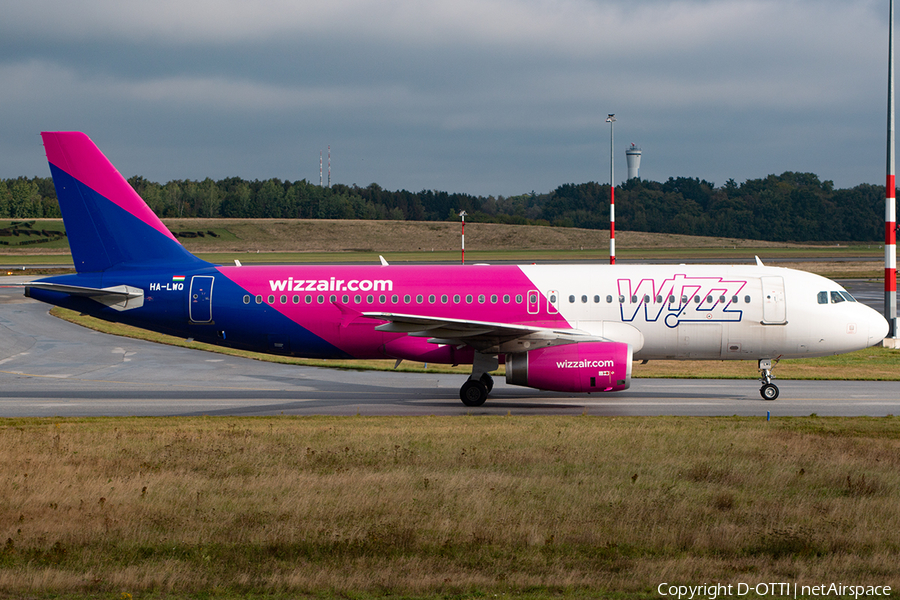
[41,132,178,243]
[216,264,569,358]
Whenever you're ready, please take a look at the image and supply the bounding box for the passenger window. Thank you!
[618,295,625,303]
[305,295,312,304]
[490,294,497,303]
[330,295,337,303]
[267,295,275,304]
[429,294,436,303]
[631,295,637,303]
[502,294,510,303]
[567,295,574,303]
[817,291,828,304]
[256,295,263,304]
[516,294,523,303]
[391,295,399,303]
[643,295,650,303]
[744,295,751,303]
[466,295,473,303]
[342,295,349,303]
[367,295,374,303]
[731,295,738,304]
[292,295,299,304]
[478,294,485,303]
[404,294,411,303]
[317,295,324,304]
[280,295,287,304]
[594,295,600,303]
[453,294,461,303]
[416,294,423,303]
[581,295,588,303]
[606,295,613,303]
[441,295,449,303]
[243,295,250,304]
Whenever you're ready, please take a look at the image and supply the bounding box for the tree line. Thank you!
[0,172,887,242]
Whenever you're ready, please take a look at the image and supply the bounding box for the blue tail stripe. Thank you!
[50,165,206,272]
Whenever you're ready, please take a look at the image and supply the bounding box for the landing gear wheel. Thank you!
[479,373,494,393]
[760,383,779,401]
[460,380,488,407]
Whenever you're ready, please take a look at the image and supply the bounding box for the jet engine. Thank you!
[505,341,632,393]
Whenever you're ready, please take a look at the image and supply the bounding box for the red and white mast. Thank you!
[606,114,616,265]
[887,0,898,340]
[459,210,467,264]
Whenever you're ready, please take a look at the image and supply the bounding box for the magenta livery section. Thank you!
[23,131,889,406]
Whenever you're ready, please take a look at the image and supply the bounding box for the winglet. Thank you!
[755,255,765,267]
[380,255,389,266]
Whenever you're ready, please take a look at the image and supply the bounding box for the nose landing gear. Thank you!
[758,358,779,400]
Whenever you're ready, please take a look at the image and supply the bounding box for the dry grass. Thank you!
[3,218,868,256]
[0,416,899,599]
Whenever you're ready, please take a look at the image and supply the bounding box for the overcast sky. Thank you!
[0,0,893,196]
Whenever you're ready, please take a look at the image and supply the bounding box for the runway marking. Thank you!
[0,369,292,391]
[0,351,30,365]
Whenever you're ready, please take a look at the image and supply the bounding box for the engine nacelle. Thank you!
[505,341,632,393]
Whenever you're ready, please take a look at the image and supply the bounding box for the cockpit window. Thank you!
[830,291,845,304]
[840,291,856,302]
[817,291,828,305]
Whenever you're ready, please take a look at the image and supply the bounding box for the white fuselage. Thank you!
[519,264,887,360]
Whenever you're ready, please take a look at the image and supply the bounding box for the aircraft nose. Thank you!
[866,307,890,347]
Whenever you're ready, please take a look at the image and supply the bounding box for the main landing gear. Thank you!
[459,352,497,407]
[758,358,779,400]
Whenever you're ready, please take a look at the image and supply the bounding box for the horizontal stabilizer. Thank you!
[25,282,144,312]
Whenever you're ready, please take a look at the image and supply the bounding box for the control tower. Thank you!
[625,143,642,180]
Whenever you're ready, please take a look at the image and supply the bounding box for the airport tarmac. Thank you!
[1,277,898,417]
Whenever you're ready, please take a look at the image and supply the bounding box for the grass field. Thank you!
[4,220,900,599]
[0,416,898,599]
[1,218,886,273]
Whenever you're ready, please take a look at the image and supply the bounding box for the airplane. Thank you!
[21,132,890,406]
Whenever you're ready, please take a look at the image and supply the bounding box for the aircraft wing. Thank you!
[23,282,144,312]
[361,311,604,353]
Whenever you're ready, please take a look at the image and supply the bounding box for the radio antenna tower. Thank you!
[319,151,323,187]
[327,145,331,188]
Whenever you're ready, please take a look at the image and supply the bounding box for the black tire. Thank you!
[460,380,488,407]
[479,373,494,394]
[760,383,779,401]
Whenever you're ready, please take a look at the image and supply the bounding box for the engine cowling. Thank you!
[505,341,632,393]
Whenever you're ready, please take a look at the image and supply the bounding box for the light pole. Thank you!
[459,210,467,264]
[606,114,616,265]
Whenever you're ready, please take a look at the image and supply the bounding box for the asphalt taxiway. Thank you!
[1,278,898,417]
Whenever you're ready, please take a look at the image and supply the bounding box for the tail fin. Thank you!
[41,132,208,273]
